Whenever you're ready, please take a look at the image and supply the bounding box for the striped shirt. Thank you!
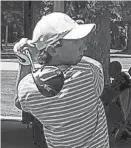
[18,56,110,148]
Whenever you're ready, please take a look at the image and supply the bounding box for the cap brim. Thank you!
[63,24,96,40]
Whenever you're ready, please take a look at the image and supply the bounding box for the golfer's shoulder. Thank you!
[78,56,103,74]
[81,56,102,69]
[18,73,39,98]
[19,73,34,87]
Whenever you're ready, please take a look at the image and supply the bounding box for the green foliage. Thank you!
[41,0,54,15]
[1,1,24,42]
[1,1,24,24]
[65,1,131,51]
[2,1,131,43]
[1,1,54,42]
[65,1,131,23]
[65,1,110,22]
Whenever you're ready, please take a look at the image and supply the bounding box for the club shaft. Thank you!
[25,49,35,71]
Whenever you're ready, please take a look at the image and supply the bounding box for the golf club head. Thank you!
[24,48,64,97]
[32,66,64,97]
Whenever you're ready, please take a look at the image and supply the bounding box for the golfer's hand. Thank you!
[13,38,31,65]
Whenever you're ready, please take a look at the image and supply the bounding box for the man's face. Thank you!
[56,39,87,65]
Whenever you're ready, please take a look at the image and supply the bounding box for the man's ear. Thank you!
[46,45,57,56]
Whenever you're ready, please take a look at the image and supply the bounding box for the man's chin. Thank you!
[60,58,82,65]
[77,56,83,63]
[73,59,82,65]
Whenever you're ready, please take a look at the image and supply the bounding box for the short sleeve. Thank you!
[17,74,50,122]
[81,56,104,97]
[18,74,40,112]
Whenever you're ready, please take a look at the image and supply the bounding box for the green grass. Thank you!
[1,70,22,117]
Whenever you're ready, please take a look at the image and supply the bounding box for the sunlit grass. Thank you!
[1,70,22,117]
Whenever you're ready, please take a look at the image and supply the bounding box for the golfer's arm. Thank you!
[15,64,31,100]
[16,64,31,87]
[81,56,104,97]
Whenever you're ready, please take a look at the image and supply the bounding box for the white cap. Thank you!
[27,12,96,50]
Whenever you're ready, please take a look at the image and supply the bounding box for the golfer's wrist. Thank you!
[18,61,31,66]
[19,64,32,77]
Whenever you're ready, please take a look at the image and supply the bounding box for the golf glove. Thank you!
[13,38,31,65]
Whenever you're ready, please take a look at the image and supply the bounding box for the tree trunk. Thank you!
[24,1,34,39]
[53,1,64,12]
[121,4,131,53]
[84,10,110,85]
[5,24,8,47]
[126,23,131,53]
[30,2,37,31]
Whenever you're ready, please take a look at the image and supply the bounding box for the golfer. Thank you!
[14,12,110,148]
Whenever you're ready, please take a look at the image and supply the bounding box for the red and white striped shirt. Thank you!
[18,56,109,148]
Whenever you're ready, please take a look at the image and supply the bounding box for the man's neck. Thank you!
[45,57,71,69]
[44,60,70,72]
[45,63,70,72]
[57,65,70,71]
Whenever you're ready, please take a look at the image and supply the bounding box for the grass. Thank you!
[1,70,22,117]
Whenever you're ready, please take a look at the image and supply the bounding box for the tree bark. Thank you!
[126,23,131,53]
[84,10,110,85]
[5,24,8,47]
[53,1,64,12]
[24,1,34,39]
[121,4,131,53]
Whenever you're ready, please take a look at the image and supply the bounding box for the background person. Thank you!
[106,61,131,141]
[108,61,131,93]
